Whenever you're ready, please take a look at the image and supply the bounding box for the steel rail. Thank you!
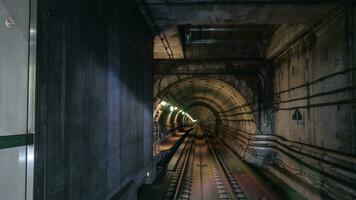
[213,135,278,199]
[206,135,241,199]
[173,135,195,200]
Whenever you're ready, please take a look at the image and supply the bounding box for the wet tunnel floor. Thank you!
[138,133,302,200]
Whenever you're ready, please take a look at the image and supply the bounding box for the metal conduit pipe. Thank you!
[217,134,356,199]
[217,132,356,194]
[220,128,356,167]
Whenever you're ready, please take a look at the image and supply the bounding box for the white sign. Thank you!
[5,17,15,28]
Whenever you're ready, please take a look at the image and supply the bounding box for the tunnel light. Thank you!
[186,114,196,122]
[160,101,167,106]
[174,107,178,110]
[182,111,185,115]
[186,114,195,122]
[170,106,174,112]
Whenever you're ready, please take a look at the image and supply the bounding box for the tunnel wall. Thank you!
[272,6,355,156]
[265,5,356,199]
[35,0,154,200]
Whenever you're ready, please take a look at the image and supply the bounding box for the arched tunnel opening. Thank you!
[154,77,256,136]
[0,0,355,200]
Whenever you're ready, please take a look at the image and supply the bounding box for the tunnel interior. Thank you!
[0,0,355,200]
[154,77,256,136]
[147,1,356,199]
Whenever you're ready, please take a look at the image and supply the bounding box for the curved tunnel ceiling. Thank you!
[154,77,257,135]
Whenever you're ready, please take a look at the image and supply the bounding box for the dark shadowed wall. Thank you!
[34,0,154,199]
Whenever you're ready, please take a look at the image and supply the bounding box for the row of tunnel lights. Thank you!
[160,101,197,122]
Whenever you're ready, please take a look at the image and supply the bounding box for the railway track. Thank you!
[164,132,247,200]
[206,136,247,200]
[164,134,195,200]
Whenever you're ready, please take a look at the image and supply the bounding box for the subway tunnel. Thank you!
[0,0,355,200]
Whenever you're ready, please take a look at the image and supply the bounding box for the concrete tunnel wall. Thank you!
[266,7,356,199]
[35,0,154,199]
[273,5,355,155]
[216,6,356,200]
